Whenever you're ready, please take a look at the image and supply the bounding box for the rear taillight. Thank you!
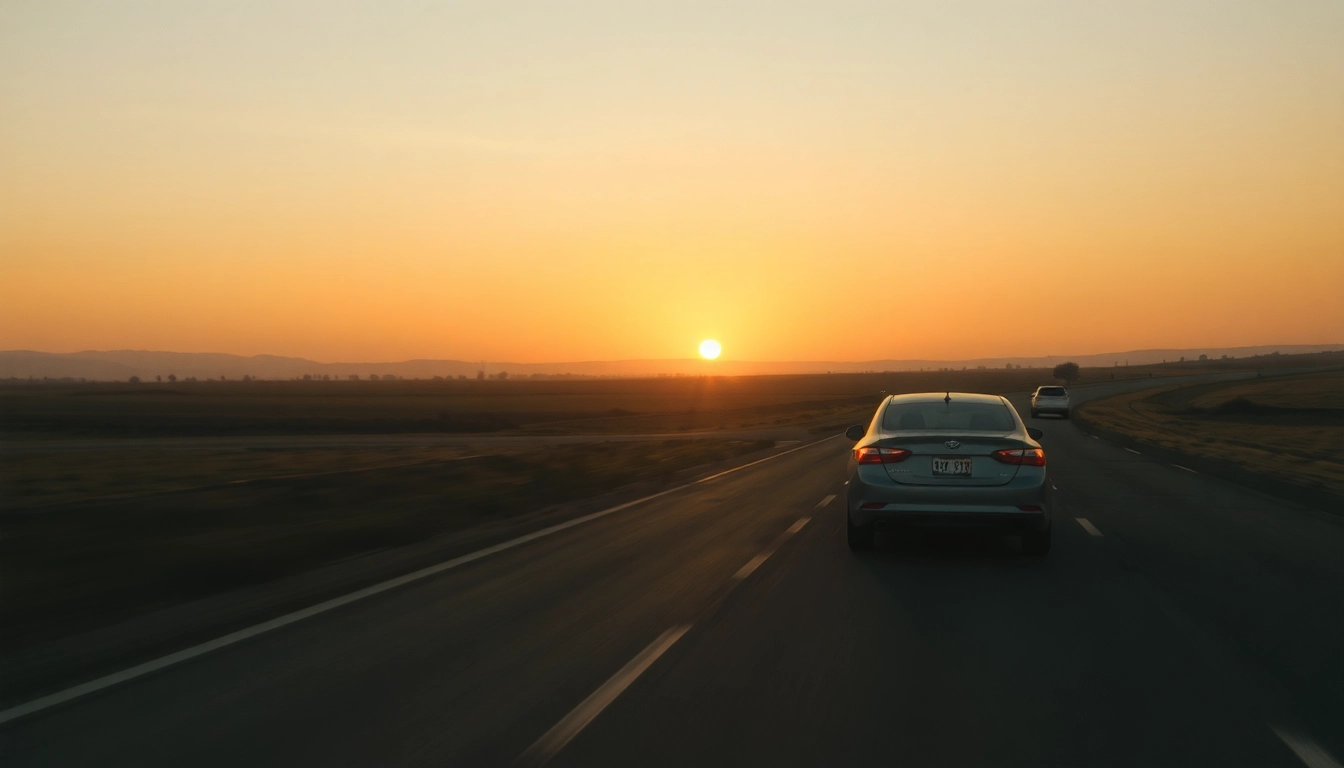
[991,448,1046,466]
[854,446,913,464]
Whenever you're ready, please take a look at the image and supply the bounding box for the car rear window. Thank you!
[1038,387,1067,397]
[882,401,1017,432]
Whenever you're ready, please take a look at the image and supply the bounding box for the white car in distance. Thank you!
[1030,386,1070,419]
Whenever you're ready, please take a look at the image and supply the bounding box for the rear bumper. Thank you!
[1033,404,1069,414]
[847,465,1052,532]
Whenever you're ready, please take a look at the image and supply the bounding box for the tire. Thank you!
[1021,525,1051,557]
[847,515,874,551]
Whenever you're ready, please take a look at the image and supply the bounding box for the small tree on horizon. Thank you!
[1052,362,1080,383]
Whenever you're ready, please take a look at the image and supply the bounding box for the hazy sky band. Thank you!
[2,1,1341,362]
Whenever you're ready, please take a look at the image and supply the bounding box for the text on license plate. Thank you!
[932,458,973,476]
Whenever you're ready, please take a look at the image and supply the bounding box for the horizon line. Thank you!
[5,342,1343,368]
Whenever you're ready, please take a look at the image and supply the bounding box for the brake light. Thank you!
[991,448,1046,466]
[854,446,913,464]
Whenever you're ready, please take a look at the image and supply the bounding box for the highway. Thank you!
[2,379,1341,766]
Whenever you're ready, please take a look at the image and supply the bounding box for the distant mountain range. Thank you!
[3,345,1340,381]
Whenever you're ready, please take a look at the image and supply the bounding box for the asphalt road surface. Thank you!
[3,378,1341,766]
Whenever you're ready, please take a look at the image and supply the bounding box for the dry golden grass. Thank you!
[1,438,773,647]
[1185,370,1344,410]
[2,366,1193,439]
[1078,370,1344,498]
[1,445,490,511]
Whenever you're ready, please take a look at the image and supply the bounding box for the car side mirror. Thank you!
[845,425,866,442]
[1027,427,1043,440]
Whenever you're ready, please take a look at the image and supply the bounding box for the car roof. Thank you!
[886,392,1006,405]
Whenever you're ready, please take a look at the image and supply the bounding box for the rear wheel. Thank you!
[847,515,874,551]
[1021,525,1051,557]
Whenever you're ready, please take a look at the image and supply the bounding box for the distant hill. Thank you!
[3,344,1341,381]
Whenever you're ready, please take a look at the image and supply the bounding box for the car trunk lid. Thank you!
[877,434,1026,486]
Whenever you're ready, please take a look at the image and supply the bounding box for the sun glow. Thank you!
[699,339,722,360]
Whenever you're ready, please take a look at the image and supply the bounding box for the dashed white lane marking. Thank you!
[1173,464,1198,474]
[524,508,814,764]
[1051,482,1059,491]
[0,435,843,726]
[1075,518,1103,537]
[1125,448,1142,455]
[516,625,691,767]
[1091,435,1100,440]
[736,517,808,580]
[816,494,836,508]
[1271,724,1343,768]
[732,553,770,580]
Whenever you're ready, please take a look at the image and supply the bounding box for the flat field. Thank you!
[3,363,1215,439]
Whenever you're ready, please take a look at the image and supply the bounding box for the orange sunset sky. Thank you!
[2,1,1341,364]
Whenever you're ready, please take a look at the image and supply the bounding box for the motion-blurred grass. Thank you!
[2,445,489,512]
[0,439,772,649]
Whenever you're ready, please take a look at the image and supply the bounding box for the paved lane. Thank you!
[554,385,1344,767]
[2,376,1339,766]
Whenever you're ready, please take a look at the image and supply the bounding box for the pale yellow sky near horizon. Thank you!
[2,1,1342,364]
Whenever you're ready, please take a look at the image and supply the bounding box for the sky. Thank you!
[2,0,1342,364]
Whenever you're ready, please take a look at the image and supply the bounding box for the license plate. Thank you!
[932,457,972,476]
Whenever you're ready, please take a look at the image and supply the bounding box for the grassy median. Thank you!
[1076,370,1344,501]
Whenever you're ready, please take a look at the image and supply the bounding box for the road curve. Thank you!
[2,376,1340,766]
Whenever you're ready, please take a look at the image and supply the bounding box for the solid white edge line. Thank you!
[1271,724,1343,768]
[0,435,842,726]
[1075,518,1103,537]
[816,494,835,508]
[1173,464,1198,474]
[732,553,770,581]
[517,625,691,767]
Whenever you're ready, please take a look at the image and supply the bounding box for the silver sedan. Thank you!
[844,392,1053,556]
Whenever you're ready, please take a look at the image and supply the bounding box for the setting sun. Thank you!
[699,340,722,360]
